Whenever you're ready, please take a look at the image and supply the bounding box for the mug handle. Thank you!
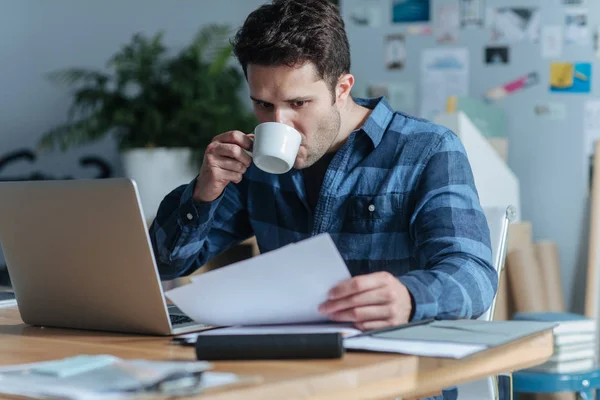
[243,137,254,157]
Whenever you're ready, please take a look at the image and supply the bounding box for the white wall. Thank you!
[0,0,266,266]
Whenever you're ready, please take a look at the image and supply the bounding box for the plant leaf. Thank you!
[47,68,109,86]
[208,45,233,76]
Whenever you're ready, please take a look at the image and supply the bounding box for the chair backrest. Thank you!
[478,205,516,322]
[456,205,516,400]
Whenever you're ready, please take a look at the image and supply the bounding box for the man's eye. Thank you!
[255,101,273,109]
[292,100,307,108]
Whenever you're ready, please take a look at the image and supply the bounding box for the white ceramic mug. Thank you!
[246,122,302,174]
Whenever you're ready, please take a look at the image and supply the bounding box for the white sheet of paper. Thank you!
[0,358,214,400]
[420,48,469,120]
[198,323,360,337]
[177,323,361,344]
[165,234,352,326]
[200,372,241,389]
[541,25,563,58]
[343,336,486,359]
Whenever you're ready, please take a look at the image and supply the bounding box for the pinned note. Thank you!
[484,72,539,101]
[550,62,591,93]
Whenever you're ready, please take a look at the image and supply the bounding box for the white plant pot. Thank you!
[121,148,199,222]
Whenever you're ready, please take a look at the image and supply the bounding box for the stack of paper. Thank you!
[176,323,362,345]
[165,234,352,326]
[172,319,555,360]
[0,355,241,399]
[343,319,556,359]
[514,312,596,373]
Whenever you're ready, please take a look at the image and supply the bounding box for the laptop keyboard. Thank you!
[170,314,194,325]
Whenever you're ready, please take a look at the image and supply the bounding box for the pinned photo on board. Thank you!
[565,8,590,46]
[420,48,469,120]
[485,47,509,64]
[541,26,563,59]
[550,62,591,93]
[460,0,485,28]
[392,0,430,24]
[534,103,567,120]
[488,8,540,43]
[385,34,406,70]
[349,5,382,27]
[436,3,460,43]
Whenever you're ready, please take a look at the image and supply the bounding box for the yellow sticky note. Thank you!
[446,96,457,112]
[550,63,574,89]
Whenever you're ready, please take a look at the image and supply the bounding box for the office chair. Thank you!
[456,205,516,400]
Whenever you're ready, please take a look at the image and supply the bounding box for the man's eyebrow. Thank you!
[284,96,312,102]
[249,96,270,103]
[250,96,311,103]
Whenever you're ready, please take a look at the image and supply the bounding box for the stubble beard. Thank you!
[301,108,342,169]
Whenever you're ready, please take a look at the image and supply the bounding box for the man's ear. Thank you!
[335,73,355,104]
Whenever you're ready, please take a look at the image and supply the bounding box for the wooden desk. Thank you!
[0,307,553,400]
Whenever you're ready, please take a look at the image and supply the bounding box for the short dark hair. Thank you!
[232,0,350,97]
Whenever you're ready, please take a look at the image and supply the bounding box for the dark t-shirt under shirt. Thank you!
[302,151,336,213]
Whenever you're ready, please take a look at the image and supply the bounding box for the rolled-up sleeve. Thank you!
[398,131,497,321]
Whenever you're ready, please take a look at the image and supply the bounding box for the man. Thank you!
[151,0,495,337]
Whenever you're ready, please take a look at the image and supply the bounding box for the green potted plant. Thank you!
[39,24,257,220]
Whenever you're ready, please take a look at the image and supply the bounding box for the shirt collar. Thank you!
[353,97,395,148]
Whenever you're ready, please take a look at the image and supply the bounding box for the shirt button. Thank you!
[368,204,375,212]
[186,213,194,221]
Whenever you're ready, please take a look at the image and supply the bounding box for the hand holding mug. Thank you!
[193,130,253,203]
[193,122,302,203]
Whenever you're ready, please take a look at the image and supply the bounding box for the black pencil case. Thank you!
[194,333,344,360]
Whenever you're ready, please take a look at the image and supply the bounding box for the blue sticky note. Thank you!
[31,355,117,378]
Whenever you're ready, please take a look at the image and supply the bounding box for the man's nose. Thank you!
[273,108,292,125]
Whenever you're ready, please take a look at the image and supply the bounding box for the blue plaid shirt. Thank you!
[150,97,496,322]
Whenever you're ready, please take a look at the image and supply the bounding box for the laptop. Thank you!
[0,178,210,335]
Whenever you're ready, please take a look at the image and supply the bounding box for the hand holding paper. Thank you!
[318,271,413,330]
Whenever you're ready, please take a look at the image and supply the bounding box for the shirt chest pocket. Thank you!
[342,194,404,232]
